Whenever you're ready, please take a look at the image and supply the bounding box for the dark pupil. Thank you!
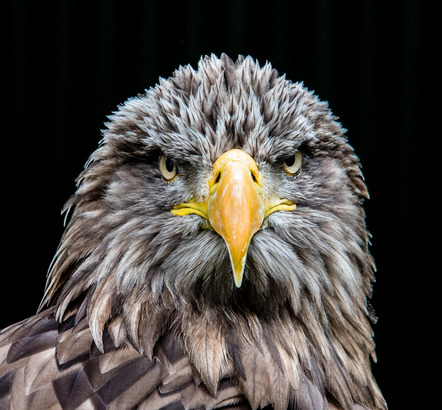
[284,156,295,167]
[165,158,175,172]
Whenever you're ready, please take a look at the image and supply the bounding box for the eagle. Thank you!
[0,54,386,409]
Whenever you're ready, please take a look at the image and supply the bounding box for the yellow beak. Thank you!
[171,149,295,287]
[207,150,264,287]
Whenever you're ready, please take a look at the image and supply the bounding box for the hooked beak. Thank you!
[171,149,295,287]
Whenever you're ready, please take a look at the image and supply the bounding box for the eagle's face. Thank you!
[30,55,386,409]
[43,54,373,358]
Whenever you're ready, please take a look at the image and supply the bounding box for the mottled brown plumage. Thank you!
[0,54,386,409]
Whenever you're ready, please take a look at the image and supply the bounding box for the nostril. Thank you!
[251,171,258,183]
[214,171,221,184]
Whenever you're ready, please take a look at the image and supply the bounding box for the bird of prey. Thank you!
[0,54,386,409]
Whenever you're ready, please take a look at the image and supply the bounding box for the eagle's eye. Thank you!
[159,154,178,181]
[283,150,302,176]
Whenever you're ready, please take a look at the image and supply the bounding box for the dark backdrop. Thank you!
[4,1,428,408]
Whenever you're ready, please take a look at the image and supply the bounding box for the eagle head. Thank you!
[38,54,385,409]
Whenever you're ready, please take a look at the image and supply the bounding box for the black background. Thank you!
[3,1,429,408]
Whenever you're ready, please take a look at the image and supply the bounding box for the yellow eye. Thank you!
[283,151,302,176]
[159,155,178,181]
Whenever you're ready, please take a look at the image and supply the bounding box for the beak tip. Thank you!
[233,265,245,288]
[234,276,243,288]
